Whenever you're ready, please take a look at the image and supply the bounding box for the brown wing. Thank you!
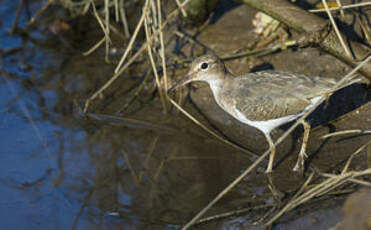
[231,71,335,121]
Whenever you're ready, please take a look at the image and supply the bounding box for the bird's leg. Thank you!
[265,133,276,173]
[293,121,311,172]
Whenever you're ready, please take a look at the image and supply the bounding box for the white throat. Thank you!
[205,78,223,97]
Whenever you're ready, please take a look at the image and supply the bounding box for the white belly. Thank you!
[231,96,322,135]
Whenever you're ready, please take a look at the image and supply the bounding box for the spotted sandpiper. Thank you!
[168,54,339,173]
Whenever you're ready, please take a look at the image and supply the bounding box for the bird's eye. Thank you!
[200,62,208,70]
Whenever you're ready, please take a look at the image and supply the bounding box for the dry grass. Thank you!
[309,1,371,13]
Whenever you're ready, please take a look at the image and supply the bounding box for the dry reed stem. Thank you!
[82,1,91,14]
[149,0,158,30]
[84,7,127,56]
[341,139,371,174]
[84,39,147,112]
[157,0,169,111]
[335,0,345,18]
[144,8,167,112]
[321,129,371,139]
[265,172,315,226]
[119,0,130,37]
[114,0,148,74]
[27,0,55,26]
[107,22,127,40]
[84,0,194,112]
[168,98,259,159]
[221,40,298,61]
[91,1,112,43]
[114,0,119,22]
[118,66,151,112]
[321,0,353,59]
[309,2,371,13]
[181,150,271,230]
[266,138,371,226]
[104,0,110,62]
[180,55,371,229]
[291,172,315,201]
[174,30,215,52]
[321,173,371,186]
[196,204,272,225]
[82,36,106,56]
[347,178,371,186]
[266,168,371,226]
[359,18,371,44]
[175,0,187,17]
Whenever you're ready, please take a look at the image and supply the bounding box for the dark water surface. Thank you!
[1,1,370,230]
[0,2,258,229]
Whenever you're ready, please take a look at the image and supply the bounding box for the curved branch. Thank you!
[238,0,371,80]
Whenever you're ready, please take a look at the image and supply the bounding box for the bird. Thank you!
[168,54,341,173]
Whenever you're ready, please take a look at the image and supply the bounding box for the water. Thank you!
[1,1,370,229]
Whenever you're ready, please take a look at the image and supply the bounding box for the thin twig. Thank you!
[196,204,272,225]
[92,1,112,44]
[359,18,371,44]
[341,139,371,174]
[174,30,216,52]
[28,0,55,26]
[83,11,127,56]
[321,0,353,59]
[119,0,130,37]
[335,0,345,18]
[267,139,371,226]
[82,36,106,56]
[321,129,371,139]
[107,22,127,40]
[157,0,169,111]
[114,1,148,73]
[104,0,110,63]
[322,172,371,187]
[10,0,24,34]
[266,168,371,226]
[291,172,315,201]
[83,0,194,112]
[175,0,187,17]
[114,0,119,22]
[144,10,167,112]
[309,2,371,13]
[168,98,259,159]
[117,67,150,113]
[347,178,371,187]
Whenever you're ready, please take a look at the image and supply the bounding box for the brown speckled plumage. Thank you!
[226,71,335,120]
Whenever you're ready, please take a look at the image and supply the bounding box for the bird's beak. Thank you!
[167,73,194,93]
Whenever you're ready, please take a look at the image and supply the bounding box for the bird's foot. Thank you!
[292,152,307,172]
[292,143,308,172]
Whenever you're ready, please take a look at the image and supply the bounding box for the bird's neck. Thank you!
[206,74,234,104]
[205,77,223,95]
